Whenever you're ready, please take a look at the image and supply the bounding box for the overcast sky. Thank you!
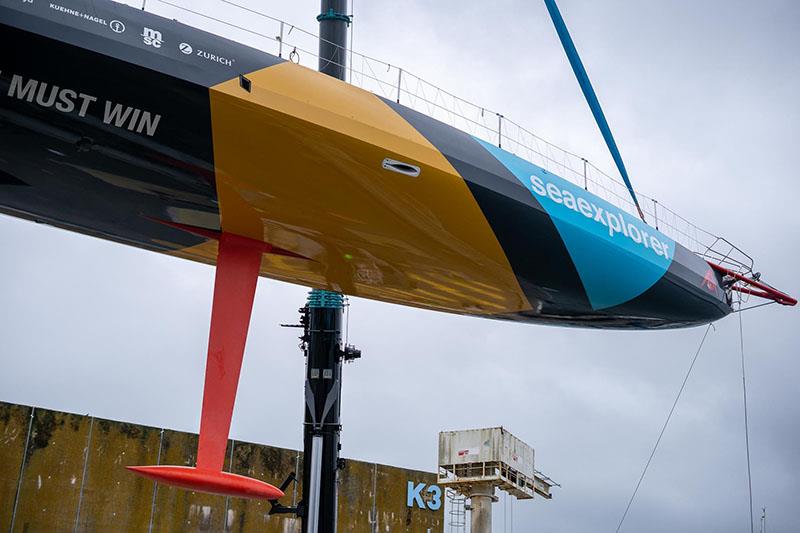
[2,1,798,531]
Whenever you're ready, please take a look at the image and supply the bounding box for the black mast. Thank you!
[317,0,350,80]
[299,290,360,533]
[299,6,353,532]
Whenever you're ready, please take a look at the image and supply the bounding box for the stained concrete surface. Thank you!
[0,401,442,532]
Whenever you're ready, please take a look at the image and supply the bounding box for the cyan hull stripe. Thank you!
[475,138,674,310]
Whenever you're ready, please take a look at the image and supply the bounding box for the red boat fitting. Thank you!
[709,262,797,306]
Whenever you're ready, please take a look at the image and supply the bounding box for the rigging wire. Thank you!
[344,297,350,347]
[615,323,714,532]
[734,300,777,313]
[349,0,354,84]
[739,305,755,533]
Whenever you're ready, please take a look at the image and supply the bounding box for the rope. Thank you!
[615,323,713,532]
[739,308,755,533]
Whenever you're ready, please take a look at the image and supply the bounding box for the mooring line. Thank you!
[739,309,755,533]
[615,323,713,532]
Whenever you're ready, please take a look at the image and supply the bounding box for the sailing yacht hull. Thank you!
[0,0,731,328]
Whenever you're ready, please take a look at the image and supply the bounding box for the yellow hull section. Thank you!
[171,63,530,316]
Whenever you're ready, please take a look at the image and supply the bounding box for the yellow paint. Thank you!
[197,61,529,315]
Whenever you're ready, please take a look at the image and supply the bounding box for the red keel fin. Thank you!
[128,233,283,500]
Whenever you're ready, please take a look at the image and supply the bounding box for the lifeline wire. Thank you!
[615,323,713,532]
[739,308,755,533]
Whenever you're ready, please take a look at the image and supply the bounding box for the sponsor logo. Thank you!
[702,269,719,293]
[475,136,674,310]
[49,3,108,26]
[196,49,234,66]
[175,42,236,66]
[142,27,163,48]
[110,20,125,33]
[529,174,671,260]
[2,72,162,138]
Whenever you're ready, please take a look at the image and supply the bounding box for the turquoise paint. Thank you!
[475,138,673,309]
[307,289,345,309]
